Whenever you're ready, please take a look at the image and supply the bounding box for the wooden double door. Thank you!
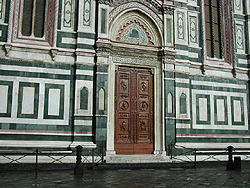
[115,67,154,154]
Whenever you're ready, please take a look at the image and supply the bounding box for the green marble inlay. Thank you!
[214,95,228,125]
[96,117,107,128]
[0,58,71,70]
[176,83,189,88]
[80,87,88,110]
[0,80,13,117]
[5,0,10,23]
[96,128,107,141]
[101,9,106,33]
[0,69,71,81]
[77,32,95,39]
[191,84,246,93]
[191,75,247,85]
[44,83,65,120]
[231,96,245,126]
[76,75,93,81]
[97,66,108,73]
[0,24,8,42]
[177,128,250,135]
[96,74,108,115]
[74,116,92,120]
[76,64,94,70]
[77,43,94,50]
[17,82,39,119]
[177,137,250,143]
[196,94,211,125]
[167,19,171,43]
[180,93,187,114]
[58,0,62,29]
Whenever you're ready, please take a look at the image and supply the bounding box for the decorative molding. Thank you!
[235,24,244,51]
[63,0,73,28]
[112,0,162,13]
[12,0,56,46]
[112,56,160,67]
[116,20,154,45]
[0,0,6,23]
[4,44,12,57]
[83,0,91,26]
[177,12,184,40]
[163,7,174,15]
[99,0,113,6]
[234,0,242,12]
[189,16,197,44]
[109,2,163,32]
[50,49,58,61]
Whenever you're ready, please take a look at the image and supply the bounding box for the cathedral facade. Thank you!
[0,0,249,161]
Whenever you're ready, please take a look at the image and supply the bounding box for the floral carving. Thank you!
[119,101,129,110]
[140,101,148,111]
[141,82,147,91]
[140,121,147,131]
[120,121,126,132]
[121,81,127,90]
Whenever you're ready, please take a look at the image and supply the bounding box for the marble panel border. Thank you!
[44,83,65,120]
[17,82,39,119]
[0,80,13,117]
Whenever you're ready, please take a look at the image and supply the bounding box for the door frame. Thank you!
[106,58,165,156]
[114,66,154,154]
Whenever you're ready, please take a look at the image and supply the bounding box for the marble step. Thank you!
[106,154,168,163]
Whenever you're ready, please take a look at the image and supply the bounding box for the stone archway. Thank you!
[105,8,165,157]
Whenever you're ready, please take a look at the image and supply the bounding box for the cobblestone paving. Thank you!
[1,166,250,188]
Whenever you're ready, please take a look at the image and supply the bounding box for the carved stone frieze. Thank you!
[99,0,113,6]
[109,2,163,32]
[163,6,174,15]
[112,0,162,13]
[113,56,160,67]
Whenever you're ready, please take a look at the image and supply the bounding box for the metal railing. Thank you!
[0,142,105,175]
[168,143,250,168]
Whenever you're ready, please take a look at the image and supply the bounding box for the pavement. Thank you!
[0,163,250,187]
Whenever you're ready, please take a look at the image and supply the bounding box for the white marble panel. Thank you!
[176,87,190,119]
[0,64,71,75]
[75,80,93,115]
[167,92,173,113]
[192,80,246,89]
[77,38,95,45]
[199,98,207,121]
[48,89,61,116]
[192,89,248,130]
[76,69,93,76]
[99,88,105,111]
[61,37,77,44]
[22,87,35,114]
[0,85,8,113]
[234,100,242,122]
[217,99,225,122]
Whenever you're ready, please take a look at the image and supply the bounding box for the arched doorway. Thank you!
[115,66,154,154]
[105,8,164,156]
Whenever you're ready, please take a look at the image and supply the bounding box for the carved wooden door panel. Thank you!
[115,67,154,154]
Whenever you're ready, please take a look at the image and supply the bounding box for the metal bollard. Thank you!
[74,145,83,176]
[234,156,241,170]
[226,145,235,170]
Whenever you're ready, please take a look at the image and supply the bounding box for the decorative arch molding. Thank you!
[109,2,163,33]
[110,10,162,46]
[111,0,162,14]
[116,20,154,45]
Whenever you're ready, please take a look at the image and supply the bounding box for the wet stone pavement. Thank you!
[0,166,250,188]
